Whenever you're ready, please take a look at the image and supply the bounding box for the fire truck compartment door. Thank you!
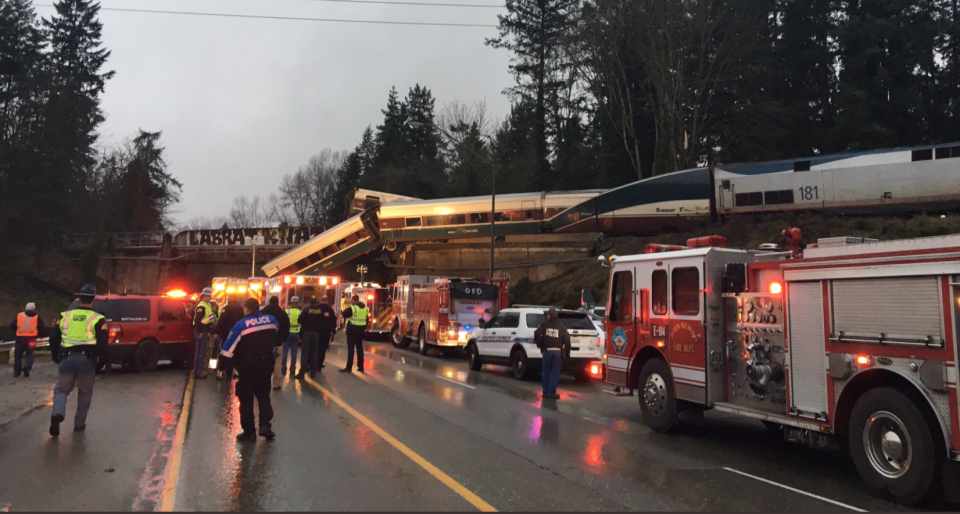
[787,281,829,420]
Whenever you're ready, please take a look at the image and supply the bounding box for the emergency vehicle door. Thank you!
[606,268,636,386]
[663,260,708,404]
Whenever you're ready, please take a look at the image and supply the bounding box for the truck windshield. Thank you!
[526,312,595,330]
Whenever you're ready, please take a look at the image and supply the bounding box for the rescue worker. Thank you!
[192,288,218,379]
[48,284,107,436]
[9,302,46,378]
[340,295,367,374]
[533,308,571,400]
[297,296,336,378]
[260,296,290,390]
[282,296,302,376]
[220,298,278,442]
[214,297,245,381]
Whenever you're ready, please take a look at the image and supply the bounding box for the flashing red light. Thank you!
[589,364,601,377]
[165,289,187,298]
[367,294,374,300]
[284,276,291,284]
[856,355,871,366]
[645,244,686,253]
[769,282,782,294]
[686,235,727,249]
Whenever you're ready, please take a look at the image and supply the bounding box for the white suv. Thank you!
[466,307,603,381]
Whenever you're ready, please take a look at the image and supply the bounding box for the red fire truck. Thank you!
[390,276,508,356]
[600,233,960,505]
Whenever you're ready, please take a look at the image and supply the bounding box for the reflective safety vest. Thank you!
[198,301,217,325]
[59,309,105,347]
[347,306,368,327]
[287,308,301,333]
[16,312,38,337]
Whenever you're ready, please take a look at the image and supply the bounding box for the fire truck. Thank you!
[388,275,444,348]
[391,276,509,356]
[263,275,342,311]
[338,282,390,336]
[599,233,960,505]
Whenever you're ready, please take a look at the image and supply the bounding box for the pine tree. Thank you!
[107,130,181,232]
[402,84,445,197]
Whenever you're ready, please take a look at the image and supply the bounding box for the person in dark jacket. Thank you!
[10,302,46,378]
[533,308,571,400]
[340,295,368,373]
[221,298,278,442]
[296,296,337,378]
[261,296,290,390]
[191,288,217,379]
[214,298,245,381]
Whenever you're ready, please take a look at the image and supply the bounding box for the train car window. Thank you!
[672,268,700,316]
[609,271,633,323]
[735,192,763,207]
[336,238,348,249]
[424,216,443,227]
[793,160,811,172]
[470,213,489,224]
[580,202,596,217]
[652,270,668,315]
[364,196,379,208]
[497,212,513,222]
[936,146,960,159]
[450,214,466,225]
[405,217,422,227]
[912,148,933,161]
[764,189,795,205]
[525,210,533,219]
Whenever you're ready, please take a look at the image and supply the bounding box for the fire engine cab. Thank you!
[601,234,960,505]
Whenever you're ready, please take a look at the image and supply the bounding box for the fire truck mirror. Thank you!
[581,289,596,310]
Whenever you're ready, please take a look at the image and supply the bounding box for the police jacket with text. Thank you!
[260,304,290,346]
[533,319,571,353]
[220,313,278,361]
[299,303,337,335]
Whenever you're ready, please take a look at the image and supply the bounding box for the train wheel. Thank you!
[849,387,941,505]
[638,358,679,433]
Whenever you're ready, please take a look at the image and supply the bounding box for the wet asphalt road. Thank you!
[0,336,930,512]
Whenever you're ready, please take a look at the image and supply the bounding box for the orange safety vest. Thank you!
[16,312,38,337]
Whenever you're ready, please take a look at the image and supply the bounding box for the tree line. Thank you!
[1,0,180,250]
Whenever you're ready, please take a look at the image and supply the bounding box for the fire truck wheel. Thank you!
[638,358,679,433]
[418,326,429,355]
[391,324,410,348]
[849,387,941,505]
[134,339,161,373]
[467,343,482,371]
[511,349,531,381]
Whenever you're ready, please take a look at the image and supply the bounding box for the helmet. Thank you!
[75,284,97,297]
[201,287,212,296]
[290,296,300,303]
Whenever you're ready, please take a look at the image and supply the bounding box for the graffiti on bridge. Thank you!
[176,227,324,247]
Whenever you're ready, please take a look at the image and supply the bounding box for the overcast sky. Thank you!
[33,0,513,225]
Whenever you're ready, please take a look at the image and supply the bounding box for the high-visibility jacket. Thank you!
[16,312,39,337]
[198,301,217,325]
[287,308,301,333]
[347,305,368,327]
[59,309,105,347]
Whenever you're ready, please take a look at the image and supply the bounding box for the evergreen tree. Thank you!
[490,100,538,194]
[106,130,181,232]
[402,84,445,197]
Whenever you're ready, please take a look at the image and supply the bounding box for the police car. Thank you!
[465,306,604,381]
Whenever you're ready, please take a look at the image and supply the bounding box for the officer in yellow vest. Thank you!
[282,296,301,376]
[192,287,218,379]
[48,284,107,437]
[340,295,368,373]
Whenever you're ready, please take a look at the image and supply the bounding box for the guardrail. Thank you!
[61,232,167,249]
[0,338,50,351]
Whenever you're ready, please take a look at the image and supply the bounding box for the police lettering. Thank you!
[244,316,273,328]
[546,328,559,338]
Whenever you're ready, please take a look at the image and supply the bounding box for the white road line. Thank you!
[723,467,867,512]
[435,375,476,389]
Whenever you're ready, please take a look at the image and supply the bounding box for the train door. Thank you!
[718,180,734,211]
[521,200,538,228]
[605,266,636,386]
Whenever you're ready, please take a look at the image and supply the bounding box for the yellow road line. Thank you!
[159,374,195,511]
[304,376,497,512]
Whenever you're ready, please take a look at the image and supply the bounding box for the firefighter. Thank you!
[214,297,245,381]
[220,298,278,442]
[777,227,807,257]
[192,288,218,379]
[533,308,571,400]
[340,294,367,374]
[283,296,302,376]
[260,296,290,390]
[48,284,107,436]
[9,302,46,378]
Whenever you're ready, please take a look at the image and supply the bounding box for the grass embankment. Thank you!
[510,212,960,308]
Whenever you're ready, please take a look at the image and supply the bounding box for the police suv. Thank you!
[466,306,604,381]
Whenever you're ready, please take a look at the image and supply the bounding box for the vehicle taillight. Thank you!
[108,325,122,341]
[589,364,602,377]
[448,323,459,336]
[596,334,601,348]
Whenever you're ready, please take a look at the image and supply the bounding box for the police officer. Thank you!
[260,296,290,390]
[192,287,218,379]
[533,308,570,400]
[340,295,367,373]
[48,284,107,436]
[297,296,336,378]
[282,296,302,376]
[221,298,278,442]
[10,302,46,378]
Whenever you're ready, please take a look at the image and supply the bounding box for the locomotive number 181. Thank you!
[798,186,819,201]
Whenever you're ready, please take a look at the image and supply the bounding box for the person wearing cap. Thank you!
[192,287,218,379]
[533,308,571,400]
[297,296,336,378]
[9,302,46,378]
[47,284,107,436]
[221,298,279,442]
[340,294,368,373]
[282,296,302,376]
[260,296,290,390]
